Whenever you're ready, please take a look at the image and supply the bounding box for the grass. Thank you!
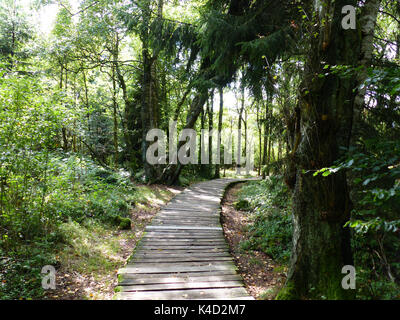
[57,219,133,275]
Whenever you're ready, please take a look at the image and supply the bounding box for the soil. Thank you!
[220,182,286,300]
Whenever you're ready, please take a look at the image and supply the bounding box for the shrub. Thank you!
[236,176,293,264]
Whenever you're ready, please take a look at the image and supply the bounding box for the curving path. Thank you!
[114,178,254,300]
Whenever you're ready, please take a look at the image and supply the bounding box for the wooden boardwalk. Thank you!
[114,178,254,300]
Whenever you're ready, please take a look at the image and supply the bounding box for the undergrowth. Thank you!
[0,154,170,300]
[236,175,293,264]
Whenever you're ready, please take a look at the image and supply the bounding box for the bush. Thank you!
[234,199,251,211]
[240,210,292,263]
[0,150,137,299]
[0,240,57,299]
[236,176,293,264]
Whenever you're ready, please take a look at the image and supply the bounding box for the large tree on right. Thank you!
[280,0,381,299]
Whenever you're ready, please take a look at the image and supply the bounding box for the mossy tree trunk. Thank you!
[140,0,163,182]
[278,0,371,300]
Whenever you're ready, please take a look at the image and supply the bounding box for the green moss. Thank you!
[119,218,131,230]
[275,282,298,300]
[114,286,122,293]
[113,216,132,230]
[234,199,251,211]
[117,274,124,283]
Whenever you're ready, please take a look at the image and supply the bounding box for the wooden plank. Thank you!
[157,212,220,216]
[119,264,237,274]
[125,260,236,269]
[131,256,233,263]
[156,214,220,219]
[152,221,220,226]
[152,222,220,226]
[169,199,220,204]
[119,274,242,286]
[166,204,220,209]
[159,211,220,215]
[138,245,229,250]
[162,207,219,212]
[134,252,231,258]
[137,246,228,251]
[146,226,222,231]
[136,246,229,251]
[153,219,220,223]
[170,196,220,201]
[133,249,229,255]
[138,242,229,247]
[133,256,232,262]
[151,222,220,227]
[142,237,224,242]
[142,234,224,240]
[119,280,244,292]
[143,232,223,237]
[116,287,251,300]
[140,239,227,244]
[143,232,224,239]
[144,229,222,234]
[119,270,239,280]
[152,219,220,227]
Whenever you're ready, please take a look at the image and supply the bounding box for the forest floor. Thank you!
[44,184,183,300]
[221,183,286,300]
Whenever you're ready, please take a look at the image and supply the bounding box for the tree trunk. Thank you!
[215,87,223,178]
[82,67,90,133]
[207,90,214,177]
[112,64,119,167]
[352,0,381,145]
[160,91,208,185]
[141,0,163,182]
[200,103,207,176]
[277,0,375,300]
[262,101,269,179]
[236,86,244,175]
[159,57,214,185]
[266,130,272,176]
[117,69,141,169]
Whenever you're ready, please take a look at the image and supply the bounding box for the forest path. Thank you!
[114,178,254,300]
